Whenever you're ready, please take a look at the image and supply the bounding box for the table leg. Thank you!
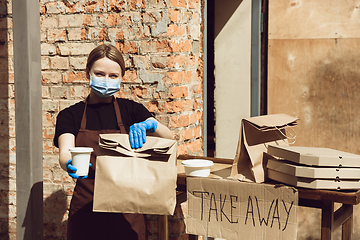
[188,234,198,240]
[321,200,334,240]
[158,215,168,240]
[342,216,353,240]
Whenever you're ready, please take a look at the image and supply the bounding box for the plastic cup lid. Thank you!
[69,147,94,153]
[181,159,214,167]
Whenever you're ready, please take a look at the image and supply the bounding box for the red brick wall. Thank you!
[0,0,16,238]
[1,0,204,239]
[40,0,204,239]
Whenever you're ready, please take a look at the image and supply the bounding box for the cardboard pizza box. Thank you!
[267,159,360,179]
[268,169,360,190]
[267,145,360,167]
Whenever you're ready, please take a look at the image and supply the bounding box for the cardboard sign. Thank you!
[186,177,298,240]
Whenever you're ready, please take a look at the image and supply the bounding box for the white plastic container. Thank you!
[69,147,93,176]
[181,159,214,177]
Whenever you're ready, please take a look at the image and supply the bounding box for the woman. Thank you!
[53,44,172,240]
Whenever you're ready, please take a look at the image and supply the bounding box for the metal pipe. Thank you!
[203,0,208,157]
[251,0,262,117]
[13,0,43,238]
[203,0,208,237]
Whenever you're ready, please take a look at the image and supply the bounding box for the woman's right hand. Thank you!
[66,159,79,179]
[66,159,91,179]
[58,133,75,171]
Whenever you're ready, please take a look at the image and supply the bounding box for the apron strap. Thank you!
[80,96,126,133]
[113,98,126,133]
[79,97,89,130]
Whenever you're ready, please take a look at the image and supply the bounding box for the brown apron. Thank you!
[67,97,147,240]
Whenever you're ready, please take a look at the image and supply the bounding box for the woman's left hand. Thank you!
[129,119,158,149]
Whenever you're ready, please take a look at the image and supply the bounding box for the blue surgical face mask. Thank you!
[89,75,122,98]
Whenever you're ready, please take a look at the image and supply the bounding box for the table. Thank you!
[176,155,360,240]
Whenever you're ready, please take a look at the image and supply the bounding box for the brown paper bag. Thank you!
[93,133,177,215]
[230,114,298,183]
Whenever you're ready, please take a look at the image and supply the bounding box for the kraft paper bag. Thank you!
[93,133,177,215]
[230,114,298,183]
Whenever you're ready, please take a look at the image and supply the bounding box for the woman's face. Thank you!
[88,57,122,79]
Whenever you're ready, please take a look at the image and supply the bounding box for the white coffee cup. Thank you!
[69,147,94,177]
[181,159,214,177]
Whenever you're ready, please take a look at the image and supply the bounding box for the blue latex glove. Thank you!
[66,159,92,179]
[129,119,158,149]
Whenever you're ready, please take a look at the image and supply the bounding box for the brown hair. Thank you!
[86,44,126,77]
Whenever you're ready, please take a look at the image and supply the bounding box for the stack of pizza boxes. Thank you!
[266,145,360,190]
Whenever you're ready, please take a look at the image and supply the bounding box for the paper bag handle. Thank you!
[99,135,176,159]
[274,125,296,144]
[99,138,151,158]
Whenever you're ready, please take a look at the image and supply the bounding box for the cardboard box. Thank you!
[268,169,360,190]
[267,158,360,179]
[266,145,360,189]
[186,177,298,240]
[267,145,360,167]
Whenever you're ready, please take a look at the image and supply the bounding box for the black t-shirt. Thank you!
[53,98,153,147]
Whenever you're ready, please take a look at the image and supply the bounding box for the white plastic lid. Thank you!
[181,159,214,168]
[69,147,94,153]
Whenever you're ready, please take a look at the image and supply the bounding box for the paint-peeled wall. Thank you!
[1,0,205,239]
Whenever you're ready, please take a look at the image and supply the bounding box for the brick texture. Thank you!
[0,3,16,238]
[2,0,204,239]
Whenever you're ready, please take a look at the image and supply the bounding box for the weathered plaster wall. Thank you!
[214,0,251,159]
[268,1,360,239]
